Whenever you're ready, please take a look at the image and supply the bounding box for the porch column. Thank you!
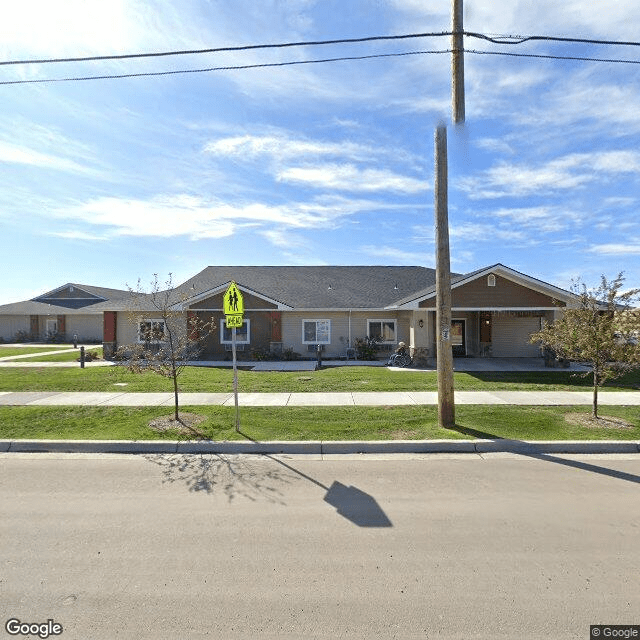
[269,311,282,354]
[57,315,66,339]
[103,311,117,359]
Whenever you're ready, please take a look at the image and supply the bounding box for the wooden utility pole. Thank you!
[451,0,465,124]
[434,125,455,428]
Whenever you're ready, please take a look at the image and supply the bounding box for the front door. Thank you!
[451,320,466,356]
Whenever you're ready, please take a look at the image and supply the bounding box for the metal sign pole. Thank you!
[232,326,240,432]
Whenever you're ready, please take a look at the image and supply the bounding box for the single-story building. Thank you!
[0,264,575,360]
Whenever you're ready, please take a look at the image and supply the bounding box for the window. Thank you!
[138,319,166,343]
[303,319,331,344]
[368,320,397,343]
[220,318,250,344]
[487,274,496,287]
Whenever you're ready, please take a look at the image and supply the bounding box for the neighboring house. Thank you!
[0,264,575,360]
[0,283,131,344]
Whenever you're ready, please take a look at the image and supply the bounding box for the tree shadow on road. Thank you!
[144,453,298,504]
[144,449,393,527]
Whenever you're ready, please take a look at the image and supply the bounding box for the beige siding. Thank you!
[492,315,543,357]
[116,312,188,351]
[66,315,102,342]
[281,311,408,358]
[0,316,29,341]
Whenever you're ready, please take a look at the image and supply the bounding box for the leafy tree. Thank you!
[116,274,214,425]
[530,273,640,419]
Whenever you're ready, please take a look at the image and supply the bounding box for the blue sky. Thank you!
[1,0,639,304]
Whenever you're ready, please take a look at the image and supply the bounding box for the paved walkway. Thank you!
[0,352,590,372]
[1,390,639,406]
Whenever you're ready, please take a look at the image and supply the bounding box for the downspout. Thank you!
[348,309,352,347]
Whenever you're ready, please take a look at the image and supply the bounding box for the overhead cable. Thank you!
[2,30,640,68]
[2,47,640,86]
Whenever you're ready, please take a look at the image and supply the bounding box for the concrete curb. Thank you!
[320,439,477,454]
[1,439,639,455]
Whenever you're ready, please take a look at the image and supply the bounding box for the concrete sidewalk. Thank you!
[1,389,640,406]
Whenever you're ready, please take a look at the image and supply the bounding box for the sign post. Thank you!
[223,282,244,432]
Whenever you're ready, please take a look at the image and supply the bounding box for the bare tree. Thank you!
[530,273,640,418]
[116,274,214,424]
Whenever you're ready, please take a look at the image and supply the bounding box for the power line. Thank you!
[467,49,640,65]
[0,32,451,66]
[2,30,640,68]
[0,50,450,85]
[2,46,639,87]
[466,32,640,48]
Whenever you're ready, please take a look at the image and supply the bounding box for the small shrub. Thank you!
[251,346,272,361]
[281,348,300,361]
[355,337,381,361]
[77,350,101,362]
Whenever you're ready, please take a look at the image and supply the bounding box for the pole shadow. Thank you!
[447,424,640,485]
[264,454,393,528]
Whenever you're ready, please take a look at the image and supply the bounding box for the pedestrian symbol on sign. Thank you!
[224,282,244,317]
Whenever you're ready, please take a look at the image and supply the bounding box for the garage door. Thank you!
[492,316,541,357]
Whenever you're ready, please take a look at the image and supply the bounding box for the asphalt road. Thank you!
[2,452,639,639]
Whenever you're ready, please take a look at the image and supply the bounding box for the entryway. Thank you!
[451,319,466,356]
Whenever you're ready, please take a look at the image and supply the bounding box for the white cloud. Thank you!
[492,206,583,233]
[0,141,98,175]
[277,164,428,194]
[0,0,209,60]
[361,244,433,265]
[49,230,108,241]
[462,151,640,199]
[514,70,640,134]
[451,222,527,242]
[205,134,373,162]
[588,243,640,256]
[475,138,515,155]
[52,193,401,239]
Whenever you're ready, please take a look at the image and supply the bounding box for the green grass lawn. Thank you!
[1,405,638,441]
[0,346,74,358]
[0,364,639,393]
[1,365,638,442]
[9,347,103,362]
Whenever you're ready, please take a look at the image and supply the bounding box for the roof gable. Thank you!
[33,284,107,309]
[395,264,574,309]
[183,282,285,311]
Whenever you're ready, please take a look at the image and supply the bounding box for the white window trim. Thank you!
[137,319,167,343]
[302,319,331,345]
[367,319,397,344]
[488,274,496,287]
[220,318,251,344]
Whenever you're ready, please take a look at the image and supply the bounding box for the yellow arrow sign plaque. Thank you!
[225,314,243,329]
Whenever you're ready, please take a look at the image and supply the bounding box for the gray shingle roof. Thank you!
[176,266,441,309]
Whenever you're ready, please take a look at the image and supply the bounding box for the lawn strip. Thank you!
[10,348,103,362]
[0,346,74,358]
[1,365,639,393]
[0,405,638,441]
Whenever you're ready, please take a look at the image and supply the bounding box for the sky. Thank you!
[1,0,640,304]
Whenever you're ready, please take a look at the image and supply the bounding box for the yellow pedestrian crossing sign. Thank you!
[224,282,244,316]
